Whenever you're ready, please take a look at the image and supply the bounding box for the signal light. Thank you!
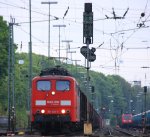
[41,109,45,114]
[85,3,92,13]
[80,46,96,62]
[61,109,66,114]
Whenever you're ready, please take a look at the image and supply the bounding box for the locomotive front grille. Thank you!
[34,114,71,122]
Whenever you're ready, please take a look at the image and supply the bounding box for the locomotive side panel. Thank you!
[80,92,87,122]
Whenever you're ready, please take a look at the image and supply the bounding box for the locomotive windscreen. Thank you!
[39,65,72,76]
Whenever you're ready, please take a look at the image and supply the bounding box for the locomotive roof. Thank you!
[39,65,72,76]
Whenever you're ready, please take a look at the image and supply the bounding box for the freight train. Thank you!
[30,66,102,134]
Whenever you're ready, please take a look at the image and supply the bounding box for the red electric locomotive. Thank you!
[31,66,101,134]
[121,113,133,128]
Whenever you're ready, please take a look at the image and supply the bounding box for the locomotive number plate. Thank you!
[47,100,60,105]
[47,110,59,114]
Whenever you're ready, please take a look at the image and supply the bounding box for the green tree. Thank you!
[0,16,9,114]
[0,16,9,78]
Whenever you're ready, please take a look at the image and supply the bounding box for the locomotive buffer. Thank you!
[81,3,96,135]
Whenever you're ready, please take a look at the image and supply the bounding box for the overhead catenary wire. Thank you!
[1,0,150,83]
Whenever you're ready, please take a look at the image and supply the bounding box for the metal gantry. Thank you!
[41,1,58,59]
[8,17,18,132]
[62,40,73,63]
[53,24,66,62]
[28,0,32,130]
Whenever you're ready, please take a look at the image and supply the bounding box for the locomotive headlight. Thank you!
[41,109,45,114]
[61,109,66,114]
[51,91,55,95]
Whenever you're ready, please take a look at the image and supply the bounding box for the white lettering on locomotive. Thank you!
[47,110,59,113]
[47,100,60,105]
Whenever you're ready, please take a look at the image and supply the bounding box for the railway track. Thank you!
[2,128,150,137]
[114,128,139,136]
[101,127,145,137]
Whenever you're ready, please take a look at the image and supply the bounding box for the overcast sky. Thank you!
[1,0,150,86]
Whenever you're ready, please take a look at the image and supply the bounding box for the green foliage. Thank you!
[0,16,9,116]
[0,16,9,78]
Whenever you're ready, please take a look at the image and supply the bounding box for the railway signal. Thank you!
[83,3,94,135]
[80,46,96,62]
[83,3,93,44]
[82,3,96,62]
